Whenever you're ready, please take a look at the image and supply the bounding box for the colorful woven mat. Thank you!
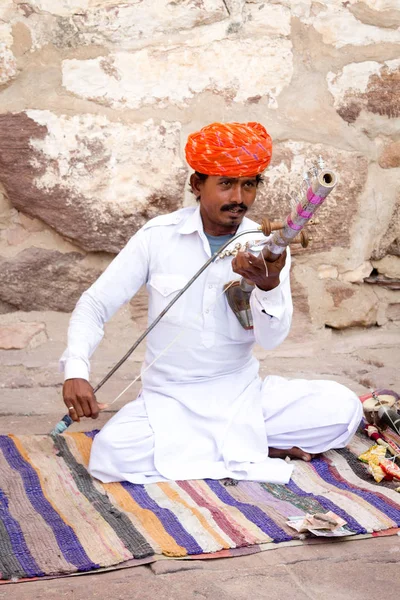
[1,430,400,581]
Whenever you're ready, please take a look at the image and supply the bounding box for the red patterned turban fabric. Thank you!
[185,122,272,177]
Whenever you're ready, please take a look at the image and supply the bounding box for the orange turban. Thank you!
[185,122,272,177]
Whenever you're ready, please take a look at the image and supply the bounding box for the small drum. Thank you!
[362,389,399,427]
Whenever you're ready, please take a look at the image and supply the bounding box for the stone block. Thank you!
[379,141,400,169]
[0,248,104,311]
[371,198,400,259]
[5,224,30,246]
[223,0,245,18]
[327,58,400,125]
[248,141,368,253]
[338,261,373,283]
[62,37,293,110]
[0,300,16,315]
[71,0,229,48]
[348,0,400,29]
[4,0,229,51]
[0,111,187,253]
[324,281,378,329]
[0,322,47,349]
[372,255,400,278]
[318,265,339,280]
[242,3,291,36]
[0,23,18,86]
[301,3,400,48]
[288,268,313,339]
[386,303,400,321]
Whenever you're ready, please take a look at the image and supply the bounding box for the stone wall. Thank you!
[0,0,399,335]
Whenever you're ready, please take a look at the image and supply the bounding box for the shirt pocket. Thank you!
[147,273,189,324]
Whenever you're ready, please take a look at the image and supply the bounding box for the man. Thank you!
[60,122,362,485]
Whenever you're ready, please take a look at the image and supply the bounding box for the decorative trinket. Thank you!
[224,281,254,330]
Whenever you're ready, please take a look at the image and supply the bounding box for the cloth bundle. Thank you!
[358,443,400,483]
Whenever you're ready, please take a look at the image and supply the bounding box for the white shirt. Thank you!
[60,206,294,482]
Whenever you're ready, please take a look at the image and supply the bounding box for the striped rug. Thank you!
[1,429,400,581]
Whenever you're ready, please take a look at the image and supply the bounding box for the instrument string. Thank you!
[107,279,237,407]
[107,249,271,408]
[260,248,269,278]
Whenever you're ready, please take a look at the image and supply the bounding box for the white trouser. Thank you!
[89,376,362,484]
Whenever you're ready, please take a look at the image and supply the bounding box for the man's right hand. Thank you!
[63,378,106,421]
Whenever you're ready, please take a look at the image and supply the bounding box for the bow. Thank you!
[51,165,337,435]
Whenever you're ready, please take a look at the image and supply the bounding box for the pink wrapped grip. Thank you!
[306,187,325,205]
[286,217,302,231]
[296,203,313,219]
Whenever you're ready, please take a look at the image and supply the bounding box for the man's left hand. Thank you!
[231,249,286,292]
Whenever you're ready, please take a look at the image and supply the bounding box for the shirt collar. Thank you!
[177,205,203,235]
[177,205,259,236]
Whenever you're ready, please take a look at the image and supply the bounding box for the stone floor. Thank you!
[1,536,400,600]
[0,308,400,598]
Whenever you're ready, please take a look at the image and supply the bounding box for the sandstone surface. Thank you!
[67,0,228,48]
[0,111,187,252]
[0,0,399,330]
[62,38,293,110]
[379,141,400,169]
[318,265,339,280]
[348,1,400,28]
[248,142,368,253]
[2,0,230,52]
[324,281,378,329]
[242,3,291,36]
[338,262,373,283]
[301,3,400,48]
[372,200,400,259]
[327,59,400,126]
[386,303,400,322]
[372,255,400,279]
[287,269,312,340]
[0,248,104,311]
[0,23,17,86]
[0,322,46,349]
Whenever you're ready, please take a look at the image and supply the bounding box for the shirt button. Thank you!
[205,309,210,314]
[208,284,214,289]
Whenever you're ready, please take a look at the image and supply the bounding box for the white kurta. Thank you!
[60,207,362,484]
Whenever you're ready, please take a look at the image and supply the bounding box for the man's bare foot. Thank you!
[268,447,316,462]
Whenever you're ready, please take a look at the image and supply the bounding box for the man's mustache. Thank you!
[220,203,248,212]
